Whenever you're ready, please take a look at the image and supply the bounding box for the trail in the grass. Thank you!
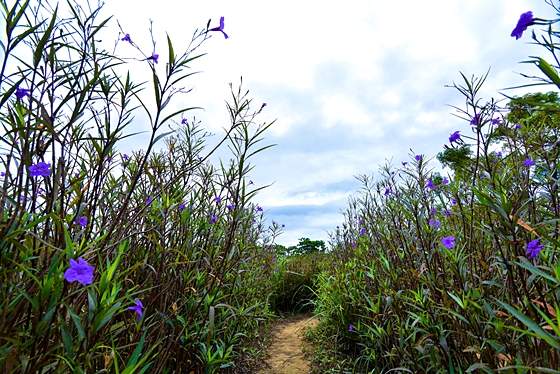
[256,314,318,374]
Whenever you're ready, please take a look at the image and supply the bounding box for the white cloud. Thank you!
[11,0,552,246]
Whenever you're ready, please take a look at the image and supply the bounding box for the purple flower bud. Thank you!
[523,158,536,167]
[147,53,159,64]
[442,236,455,249]
[15,87,30,99]
[470,114,480,126]
[511,11,536,40]
[526,238,543,259]
[29,162,52,177]
[449,131,461,143]
[209,16,229,39]
[127,298,144,322]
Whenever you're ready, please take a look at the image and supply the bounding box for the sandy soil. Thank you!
[255,314,318,374]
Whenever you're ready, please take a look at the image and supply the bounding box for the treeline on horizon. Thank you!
[0,1,559,373]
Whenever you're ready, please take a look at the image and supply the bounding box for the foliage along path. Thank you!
[255,314,318,374]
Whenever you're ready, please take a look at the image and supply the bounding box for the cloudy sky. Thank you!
[98,0,553,246]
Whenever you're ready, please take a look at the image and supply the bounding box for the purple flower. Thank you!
[179,204,186,211]
[1,172,5,177]
[384,188,391,196]
[360,228,366,235]
[470,113,480,126]
[64,258,95,285]
[415,155,422,161]
[122,154,129,160]
[449,131,461,143]
[451,198,457,205]
[429,218,440,228]
[515,123,521,130]
[128,298,144,321]
[444,210,451,217]
[261,103,267,109]
[402,162,408,167]
[349,325,354,331]
[497,151,503,158]
[511,11,535,40]
[15,87,30,99]
[209,16,229,39]
[443,177,449,185]
[426,178,437,189]
[210,212,217,223]
[37,189,44,195]
[257,205,263,212]
[523,158,536,167]
[146,196,153,205]
[526,238,543,259]
[226,204,234,210]
[442,236,455,249]
[29,162,52,177]
[181,118,188,124]
[491,117,501,125]
[121,33,132,43]
[213,196,221,203]
[429,208,437,215]
[74,216,88,227]
[249,180,254,185]
[282,224,285,228]
[147,53,159,64]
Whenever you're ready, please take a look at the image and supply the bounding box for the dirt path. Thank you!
[256,314,318,374]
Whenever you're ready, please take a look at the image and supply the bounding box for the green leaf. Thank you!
[533,57,560,90]
[166,33,175,67]
[33,6,57,67]
[495,300,560,350]
[60,322,75,359]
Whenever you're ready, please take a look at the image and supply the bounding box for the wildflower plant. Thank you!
[311,2,560,372]
[0,1,277,373]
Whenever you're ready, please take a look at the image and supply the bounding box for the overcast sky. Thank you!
[98,0,554,245]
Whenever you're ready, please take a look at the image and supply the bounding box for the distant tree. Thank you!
[292,237,326,255]
[272,243,289,256]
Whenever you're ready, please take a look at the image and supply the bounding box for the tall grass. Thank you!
[311,4,560,373]
[0,1,278,372]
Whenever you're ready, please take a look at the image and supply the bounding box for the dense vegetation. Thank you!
[1,1,560,373]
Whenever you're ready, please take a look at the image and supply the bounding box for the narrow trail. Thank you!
[256,314,319,374]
